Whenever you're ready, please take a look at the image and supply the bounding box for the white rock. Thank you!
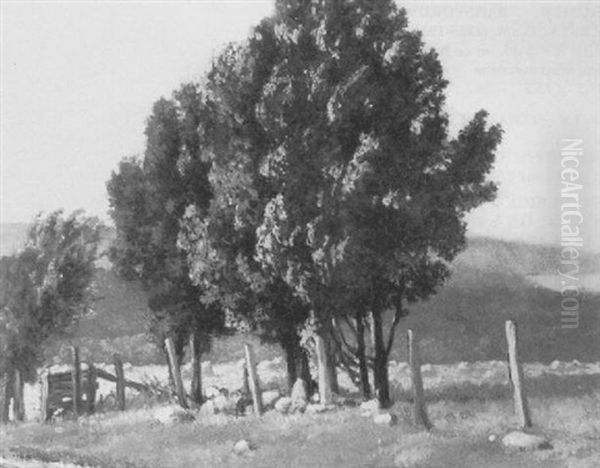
[213,395,238,414]
[153,406,195,424]
[233,439,252,455]
[373,412,397,426]
[261,390,280,408]
[305,403,333,414]
[275,397,292,414]
[290,378,308,403]
[488,434,497,442]
[550,360,561,370]
[205,386,223,399]
[290,399,307,414]
[502,431,551,450]
[199,400,217,416]
[310,393,320,403]
[360,399,380,414]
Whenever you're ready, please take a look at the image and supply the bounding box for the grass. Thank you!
[3,363,600,468]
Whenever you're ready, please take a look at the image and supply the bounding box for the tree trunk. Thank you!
[297,346,312,393]
[13,369,24,421]
[162,342,176,394]
[165,337,188,409]
[189,333,203,406]
[372,309,391,408]
[325,336,339,394]
[355,312,371,400]
[283,338,298,392]
[0,371,12,423]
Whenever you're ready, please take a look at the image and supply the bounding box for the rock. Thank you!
[360,399,380,414]
[153,406,195,424]
[275,397,292,414]
[373,412,397,426]
[233,439,252,455]
[199,400,217,416]
[261,390,280,408]
[335,397,358,407]
[550,360,561,370]
[305,403,334,414]
[310,393,320,403]
[213,394,241,415]
[488,434,497,442]
[213,395,230,412]
[244,404,254,416]
[502,431,552,450]
[290,399,307,414]
[205,386,224,399]
[360,410,372,418]
[291,378,308,404]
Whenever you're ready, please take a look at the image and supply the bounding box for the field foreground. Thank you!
[1,359,599,468]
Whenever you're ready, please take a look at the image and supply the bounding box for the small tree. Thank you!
[0,210,102,421]
[107,84,222,405]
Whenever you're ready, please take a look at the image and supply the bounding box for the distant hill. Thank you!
[2,223,599,365]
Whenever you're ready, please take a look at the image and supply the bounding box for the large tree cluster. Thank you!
[108,0,502,407]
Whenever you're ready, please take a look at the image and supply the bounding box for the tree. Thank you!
[179,38,313,391]
[243,0,503,406]
[107,84,221,405]
[0,210,102,421]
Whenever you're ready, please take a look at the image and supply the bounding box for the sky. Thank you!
[1,1,599,251]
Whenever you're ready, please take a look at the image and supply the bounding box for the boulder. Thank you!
[261,390,281,408]
[233,439,252,455]
[305,403,334,414]
[290,399,307,414]
[199,400,217,416]
[213,395,239,414]
[275,397,292,414]
[360,399,380,414]
[291,378,308,404]
[373,412,397,426]
[502,431,552,450]
[153,406,195,424]
[205,385,225,399]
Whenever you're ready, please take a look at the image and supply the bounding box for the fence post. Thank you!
[113,354,126,411]
[86,365,97,415]
[244,343,263,416]
[40,369,50,422]
[505,320,532,428]
[189,334,203,405]
[71,346,81,418]
[408,329,432,430]
[13,369,25,421]
[165,337,188,409]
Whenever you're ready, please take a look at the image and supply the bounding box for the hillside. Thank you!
[2,223,599,365]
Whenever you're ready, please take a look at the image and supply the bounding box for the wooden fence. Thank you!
[39,349,148,422]
[2,320,533,428]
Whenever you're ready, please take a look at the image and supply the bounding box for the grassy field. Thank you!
[2,359,600,467]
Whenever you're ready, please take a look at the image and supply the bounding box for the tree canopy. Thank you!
[0,210,102,382]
